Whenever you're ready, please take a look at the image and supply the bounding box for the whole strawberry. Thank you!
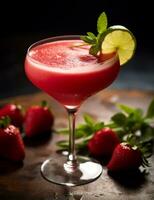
[0,117,25,161]
[88,127,120,158]
[0,103,23,128]
[24,101,54,137]
[107,142,143,171]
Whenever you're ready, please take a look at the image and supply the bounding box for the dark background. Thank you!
[0,0,154,99]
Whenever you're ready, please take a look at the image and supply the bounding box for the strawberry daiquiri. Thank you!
[25,35,120,186]
[25,39,120,107]
[24,11,136,188]
[25,36,120,186]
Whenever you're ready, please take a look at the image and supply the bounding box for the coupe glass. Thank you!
[25,35,120,186]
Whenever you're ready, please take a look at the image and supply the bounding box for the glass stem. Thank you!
[66,107,78,167]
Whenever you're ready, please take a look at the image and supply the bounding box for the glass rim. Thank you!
[26,35,119,69]
[27,35,81,54]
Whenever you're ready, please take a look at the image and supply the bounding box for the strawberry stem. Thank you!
[0,116,11,128]
[41,100,47,107]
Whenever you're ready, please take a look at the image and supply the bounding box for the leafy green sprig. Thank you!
[80,12,108,56]
[57,99,154,165]
[57,114,104,150]
[110,101,154,167]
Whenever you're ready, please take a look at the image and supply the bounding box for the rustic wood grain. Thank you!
[0,89,154,200]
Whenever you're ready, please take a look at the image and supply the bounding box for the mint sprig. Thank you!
[80,12,108,56]
[56,113,104,150]
[56,99,154,167]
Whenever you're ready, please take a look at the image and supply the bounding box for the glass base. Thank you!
[54,193,83,200]
[41,156,102,186]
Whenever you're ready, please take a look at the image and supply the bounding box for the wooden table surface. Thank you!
[0,89,154,200]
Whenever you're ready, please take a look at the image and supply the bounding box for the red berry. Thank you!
[88,127,120,157]
[0,104,23,128]
[24,105,54,137]
[107,143,142,171]
[0,124,25,161]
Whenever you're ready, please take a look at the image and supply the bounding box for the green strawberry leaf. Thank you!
[0,116,11,128]
[41,100,47,107]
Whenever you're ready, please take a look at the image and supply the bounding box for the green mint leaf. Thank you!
[77,124,94,136]
[111,112,127,126]
[87,32,96,40]
[80,35,91,44]
[146,99,154,118]
[75,129,87,138]
[118,104,143,118]
[56,128,69,134]
[144,118,154,124]
[94,122,104,131]
[118,104,137,115]
[76,135,93,145]
[89,44,99,56]
[86,36,96,44]
[136,108,143,117]
[97,32,106,49]
[97,12,108,34]
[83,114,95,126]
[75,135,93,151]
[56,140,69,148]
[140,125,154,143]
[80,35,95,44]
[125,113,143,132]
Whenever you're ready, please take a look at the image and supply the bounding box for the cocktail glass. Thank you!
[25,35,120,186]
